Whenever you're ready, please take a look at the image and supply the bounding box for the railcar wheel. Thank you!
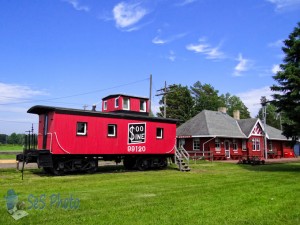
[123,157,135,170]
[137,158,149,171]
[43,167,53,174]
[52,160,65,176]
[159,158,168,169]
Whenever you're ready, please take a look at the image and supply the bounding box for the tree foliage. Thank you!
[157,84,194,125]
[271,22,300,141]
[157,81,251,124]
[190,81,222,114]
[219,93,251,119]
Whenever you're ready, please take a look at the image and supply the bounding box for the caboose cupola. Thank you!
[102,94,149,115]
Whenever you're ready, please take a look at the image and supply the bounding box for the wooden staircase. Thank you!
[175,146,190,172]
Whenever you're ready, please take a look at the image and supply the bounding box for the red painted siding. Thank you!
[41,112,175,155]
[102,95,149,113]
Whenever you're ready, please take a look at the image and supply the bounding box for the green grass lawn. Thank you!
[1,162,300,225]
[0,144,23,151]
[0,144,22,159]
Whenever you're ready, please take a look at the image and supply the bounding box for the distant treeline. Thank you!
[0,133,25,145]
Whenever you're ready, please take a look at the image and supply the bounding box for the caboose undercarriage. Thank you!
[17,150,170,175]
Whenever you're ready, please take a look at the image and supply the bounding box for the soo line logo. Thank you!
[128,123,146,144]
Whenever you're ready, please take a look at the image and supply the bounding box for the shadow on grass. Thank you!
[238,162,300,173]
[28,164,178,177]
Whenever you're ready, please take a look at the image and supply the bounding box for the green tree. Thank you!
[256,104,282,130]
[190,81,222,115]
[271,22,300,142]
[219,93,251,119]
[157,84,194,125]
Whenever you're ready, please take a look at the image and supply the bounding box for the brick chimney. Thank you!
[218,107,227,114]
[233,110,240,120]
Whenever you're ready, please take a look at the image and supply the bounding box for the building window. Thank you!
[108,124,117,137]
[252,138,260,151]
[123,97,130,110]
[242,140,247,151]
[215,138,220,150]
[115,98,119,108]
[156,128,163,139]
[77,122,87,136]
[103,101,107,110]
[233,139,238,151]
[140,100,146,112]
[268,141,273,151]
[193,138,200,151]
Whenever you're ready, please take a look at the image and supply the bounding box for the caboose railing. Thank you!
[174,145,190,172]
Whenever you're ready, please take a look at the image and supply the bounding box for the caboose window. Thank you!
[156,128,163,139]
[108,124,117,137]
[123,97,130,110]
[103,101,107,110]
[115,98,119,108]
[140,100,146,112]
[77,122,87,136]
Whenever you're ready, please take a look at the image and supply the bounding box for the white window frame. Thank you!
[123,97,130,110]
[233,139,238,151]
[252,138,260,151]
[77,122,87,136]
[242,140,247,151]
[108,124,117,137]
[193,138,200,151]
[268,141,273,151]
[103,101,107,110]
[156,128,163,139]
[115,98,119,108]
[140,100,146,112]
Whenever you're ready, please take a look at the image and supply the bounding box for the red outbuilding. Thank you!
[176,108,295,161]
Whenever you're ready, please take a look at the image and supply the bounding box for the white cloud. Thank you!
[152,36,167,45]
[266,0,300,11]
[237,86,273,117]
[233,53,251,76]
[268,39,283,48]
[63,0,90,12]
[152,33,187,45]
[176,0,198,6]
[167,51,176,62]
[186,38,225,60]
[113,2,148,30]
[271,64,282,74]
[0,83,46,104]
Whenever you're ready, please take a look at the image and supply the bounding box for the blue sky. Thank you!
[0,0,299,134]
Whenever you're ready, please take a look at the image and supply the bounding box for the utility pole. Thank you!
[149,74,152,116]
[156,82,176,118]
[261,96,268,160]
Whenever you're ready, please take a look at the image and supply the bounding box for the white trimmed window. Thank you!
[77,122,87,136]
[123,97,130,110]
[115,98,119,108]
[140,100,146,112]
[108,124,117,137]
[215,138,221,151]
[233,139,238,151]
[103,101,107,110]
[242,140,247,151]
[156,128,163,139]
[268,141,273,151]
[193,138,200,150]
[252,138,260,151]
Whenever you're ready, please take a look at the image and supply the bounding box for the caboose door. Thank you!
[42,114,48,149]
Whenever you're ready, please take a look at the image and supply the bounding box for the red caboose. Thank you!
[19,94,178,175]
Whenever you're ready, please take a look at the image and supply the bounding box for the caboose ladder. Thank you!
[175,146,190,172]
